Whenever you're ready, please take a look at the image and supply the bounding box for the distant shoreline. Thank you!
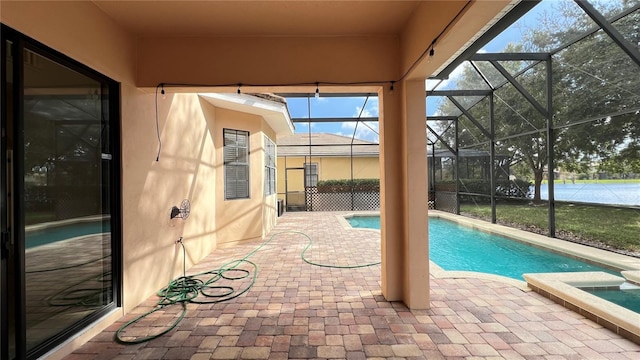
[541,179,640,185]
[539,182,640,207]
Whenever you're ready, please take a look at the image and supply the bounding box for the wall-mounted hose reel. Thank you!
[170,199,191,220]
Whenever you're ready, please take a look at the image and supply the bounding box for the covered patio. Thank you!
[64,212,639,359]
[4,1,639,359]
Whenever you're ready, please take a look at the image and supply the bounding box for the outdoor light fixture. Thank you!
[161,84,166,99]
[237,84,242,94]
[315,83,320,98]
[429,47,435,57]
[390,82,395,94]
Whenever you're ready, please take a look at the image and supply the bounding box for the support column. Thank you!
[379,79,429,309]
[379,84,404,302]
[402,79,429,309]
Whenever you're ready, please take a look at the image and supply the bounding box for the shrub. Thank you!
[316,179,379,193]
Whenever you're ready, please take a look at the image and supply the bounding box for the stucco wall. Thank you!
[1,2,278,314]
[122,92,219,310]
[1,3,512,354]
[277,156,380,194]
[213,107,277,247]
[136,36,401,88]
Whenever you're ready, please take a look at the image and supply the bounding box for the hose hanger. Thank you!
[170,199,191,220]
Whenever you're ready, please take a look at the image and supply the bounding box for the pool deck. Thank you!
[61,211,640,360]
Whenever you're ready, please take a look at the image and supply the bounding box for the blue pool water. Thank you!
[582,287,640,313]
[347,216,617,280]
[26,220,109,249]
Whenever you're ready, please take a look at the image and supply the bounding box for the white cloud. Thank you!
[426,61,469,91]
[341,120,379,143]
[340,102,380,142]
[356,107,374,118]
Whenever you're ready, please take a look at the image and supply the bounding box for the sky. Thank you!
[286,96,380,142]
[284,0,558,143]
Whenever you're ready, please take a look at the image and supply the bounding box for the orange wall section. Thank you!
[122,92,219,311]
[212,106,277,247]
[136,36,402,87]
[401,0,513,79]
[0,3,516,357]
[0,0,136,84]
[378,84,405,302]
[401,79,430,309]
[400,0,468,79]
[0,0,283,315]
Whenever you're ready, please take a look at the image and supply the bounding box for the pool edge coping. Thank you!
[339,210,640,343]
[524,271,640,343]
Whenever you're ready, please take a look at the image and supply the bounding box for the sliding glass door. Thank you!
[1,25,120,360]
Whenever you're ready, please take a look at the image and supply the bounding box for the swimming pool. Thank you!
[347,215,617,280]
[582,286,640,313]
[525,271,640,343]
[26,219,110,249]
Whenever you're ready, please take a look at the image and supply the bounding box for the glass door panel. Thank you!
[22,48,112,353]
[2,37,16,360]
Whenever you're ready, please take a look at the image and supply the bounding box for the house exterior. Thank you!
[199,93,294,243]
[0,1,516,358]
[276,133,379,210]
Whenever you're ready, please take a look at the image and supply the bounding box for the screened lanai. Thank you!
[426,0,639,255]
[276,93,381,212]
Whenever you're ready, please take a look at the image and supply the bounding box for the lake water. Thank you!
[540,183,639,206]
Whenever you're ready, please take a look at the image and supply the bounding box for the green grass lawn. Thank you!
[460,203,640,253]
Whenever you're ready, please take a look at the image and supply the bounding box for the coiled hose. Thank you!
[115,231,380,344]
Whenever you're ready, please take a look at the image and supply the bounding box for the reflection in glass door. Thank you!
[2,37,14,360]
[23,48,113,355]
[2,25,119,359]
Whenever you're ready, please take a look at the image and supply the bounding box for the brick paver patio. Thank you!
[64,212,640,359]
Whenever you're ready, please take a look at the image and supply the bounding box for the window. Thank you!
[304,162,318,187]
[224,129,250,199]
[264,135,276,195]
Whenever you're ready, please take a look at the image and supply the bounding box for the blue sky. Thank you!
[286,95,381,142]
[284,0,557,143]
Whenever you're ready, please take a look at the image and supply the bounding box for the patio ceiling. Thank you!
[92,0,518,84]
[94,1,441,37]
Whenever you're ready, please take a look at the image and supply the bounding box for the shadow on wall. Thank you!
[122,91,218,310]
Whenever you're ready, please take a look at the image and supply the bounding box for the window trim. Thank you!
[223,128,250,200]
[264,135,276,196]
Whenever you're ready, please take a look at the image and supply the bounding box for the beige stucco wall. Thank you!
[123,92,219,309]
[212,106,278,247]
[277,156,380,195]
[1,3,220,313]
[2,3,514,356]
[1,1,279,314]
[136,36,401,88]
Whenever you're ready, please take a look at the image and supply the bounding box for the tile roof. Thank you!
[277,133,379,157]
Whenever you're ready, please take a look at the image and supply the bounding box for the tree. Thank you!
[432,43,550,203]
[430,0,640,203]
[525,1,640,178]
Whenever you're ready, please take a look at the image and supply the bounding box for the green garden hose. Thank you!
[115,230,380,344]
